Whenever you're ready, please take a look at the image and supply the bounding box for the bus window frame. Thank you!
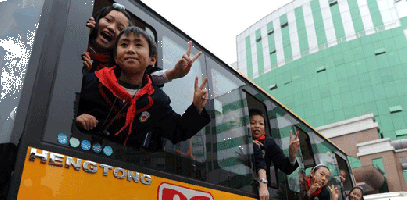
[243,90,279,189]
[295,126,316,169]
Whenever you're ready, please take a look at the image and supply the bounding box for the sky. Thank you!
[142,0,293,65]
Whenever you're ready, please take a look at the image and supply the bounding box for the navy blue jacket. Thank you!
[253,135,299,177]
[303,185,331,200]
[77,70,210,150]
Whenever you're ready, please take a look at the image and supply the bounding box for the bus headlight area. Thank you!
[28,147,152,185]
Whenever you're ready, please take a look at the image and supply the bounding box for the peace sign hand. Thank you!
[167,41,202,81]
[289,130,300,158]
[192,76,208,114]
[328,185,339,200]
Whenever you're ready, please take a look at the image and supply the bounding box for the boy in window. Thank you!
[249,109,300,200]
[76,26,210,150]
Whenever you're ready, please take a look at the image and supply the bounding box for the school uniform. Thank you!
[253,135,299,176]
[303,183,331,200]
[77,66,210,149]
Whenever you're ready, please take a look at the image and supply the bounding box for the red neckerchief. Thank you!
[254,133,266,143]
[95,66,154,146]
[89,52,110,71]
[306,177,322,198]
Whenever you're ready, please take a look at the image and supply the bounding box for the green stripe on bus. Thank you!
[267,106,290,119]
[280,14,292,60]
[246,36,253,78]
[311,142,336,153]
[310,0,328,45]
[212,116,249,135]
[216,136,250,151]
[295,6,309,52]
[367,0,384,28]
[222,99,248,114]
[256,29,264,75]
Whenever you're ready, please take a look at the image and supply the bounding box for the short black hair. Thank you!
[89,5,133,43]
[249,109,265,118]
[113,26,158,58]
[349,186,364,200]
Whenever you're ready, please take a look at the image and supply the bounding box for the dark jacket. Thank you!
[303,185,331,200]
[77,69,210,150]
[253,135,299,176]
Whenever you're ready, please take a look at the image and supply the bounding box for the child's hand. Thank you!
[82,52,92,74]
[259,182,269,200]
[253,140,263,147]
[328,185,339,200]
[76,114,98,130]
[166,41,202,81]
[307,182,321,197]
[86,17,96,30]
[192,76,208,113]
[289,130,300,158]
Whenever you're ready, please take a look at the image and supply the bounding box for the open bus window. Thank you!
[38,0,210,183]
[0,0,46,145]
[245,92,279,189]
[297,127,316,168]
[335,153,353,198]
[287,126,318,197]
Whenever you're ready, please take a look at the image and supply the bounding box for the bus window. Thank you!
[287,126,315,196]
[207,64,254,193]
[245,92,279,189]
[308,132,343,195]
[39,0,209,183]
[160,35,207,180]
[335,153,353,198]
[0,0,46,145]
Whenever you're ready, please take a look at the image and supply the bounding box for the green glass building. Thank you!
[236,0,407,141]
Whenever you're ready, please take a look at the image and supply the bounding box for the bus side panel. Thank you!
[18,147,256,200]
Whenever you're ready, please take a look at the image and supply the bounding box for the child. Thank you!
[76,26,210,149]
[249,109,300,200]
[83,3,201,86]
[347,187,364,200]
[304,164,339,200]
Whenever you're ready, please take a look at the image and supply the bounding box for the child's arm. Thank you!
[151,41,202,85]
[152,77,209,144]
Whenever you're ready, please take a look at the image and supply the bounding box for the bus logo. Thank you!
[158,183,213,200]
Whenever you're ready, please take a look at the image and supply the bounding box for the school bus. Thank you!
[0,0,355,199]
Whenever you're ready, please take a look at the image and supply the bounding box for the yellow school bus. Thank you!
[0,0,355,199]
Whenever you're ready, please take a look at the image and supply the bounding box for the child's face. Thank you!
[95,10,129,52]
[114,33,157,74]
[310,167,331,187]
[349,189,363,200]
[340,170,347,183]
[250,114,265,139]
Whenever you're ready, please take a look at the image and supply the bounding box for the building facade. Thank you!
[236,0,407,193]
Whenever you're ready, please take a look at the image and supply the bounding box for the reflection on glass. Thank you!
[0,0,45,143]
[162,36,207,180]
[211,68,253,191]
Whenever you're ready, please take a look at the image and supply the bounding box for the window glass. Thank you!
[210,67,254,192]
[0,0,45,143]
[161,36,207,180]
[162,36,202,113]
